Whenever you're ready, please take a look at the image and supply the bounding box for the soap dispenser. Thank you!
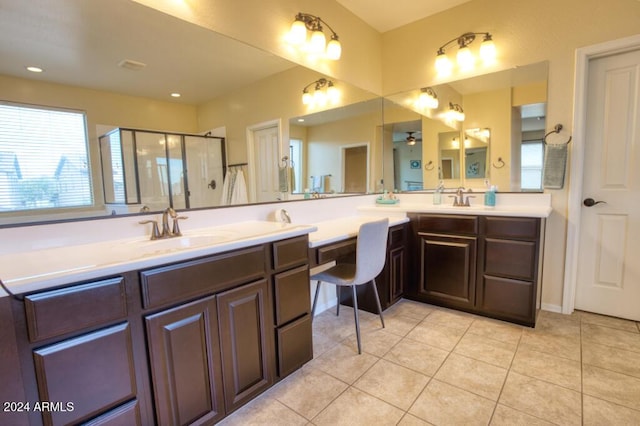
[484,185,496,207]
[433,181,444,205]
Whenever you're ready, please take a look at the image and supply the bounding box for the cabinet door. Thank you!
[388,245,406,304]
[145,296,225,426]
[217,279,274,413]
[417,233,477,309]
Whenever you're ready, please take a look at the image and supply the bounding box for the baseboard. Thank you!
[541,303,562,313]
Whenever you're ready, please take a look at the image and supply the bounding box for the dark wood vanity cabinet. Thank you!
[408,214,545,326]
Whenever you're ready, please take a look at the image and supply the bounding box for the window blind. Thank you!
[0,102,93,212]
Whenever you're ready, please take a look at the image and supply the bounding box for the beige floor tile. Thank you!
[580,311,640,333]
[409,379,495,426]
[218,394,307,426]
[386,299,437,320]
[383,338,449,377]
[499,371,581,426]
[312,330,340,358]
[341,327,402,357]
[398,413,434,425]
[405,322,465,351]
[269,366,348,419]
[490,404,555,426]
[519,329,581,361]
[354,358,429,410]
[380,313,422,337]
[582,340,640,378]
[434,353,507,400]
[422,308,475,331]
[583,364,640,411]
[312,387,404,426]
[538,309,581,323]
[466,317,524,346]
[307,342,378,384]
[582,394,640,426]
[313,311,359,342]
[453,333,516,368]
[582,323,640,353]
[533,315,581,338]
[510,348,581,391]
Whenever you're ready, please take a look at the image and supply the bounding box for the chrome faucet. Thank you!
[139,207,188,240]
[450,187,474,207]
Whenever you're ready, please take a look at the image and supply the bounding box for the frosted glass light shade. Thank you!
[302,91,312,105]
[435,53,452,76]
[480,38,496,65]
[326,38,342,60]
[309,30,326,54]
[456,46,474,71]
[288,19,307,45]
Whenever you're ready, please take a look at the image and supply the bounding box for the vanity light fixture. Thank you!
[435,32,496,76]
[417,87,439,109]
[287,12,341,60]
[301,78,339,107]
[446,102,465,122]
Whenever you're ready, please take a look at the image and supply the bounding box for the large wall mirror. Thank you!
[383,61,548,192]
[0,0,380,226]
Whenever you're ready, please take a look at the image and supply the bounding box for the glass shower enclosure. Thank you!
[99,128,226,211]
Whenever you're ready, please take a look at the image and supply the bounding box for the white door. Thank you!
[250,125,280,203]
[574,48,640,321]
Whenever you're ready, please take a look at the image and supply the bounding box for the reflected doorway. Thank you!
[342,144,368,192]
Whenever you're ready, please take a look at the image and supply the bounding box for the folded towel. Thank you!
[543,143,568,189]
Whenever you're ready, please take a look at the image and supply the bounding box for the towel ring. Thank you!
[424,160,435,171]
[281,156,289,167]
[543,123,572,145]
[492,157,506,169]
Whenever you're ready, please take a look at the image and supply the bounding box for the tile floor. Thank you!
[219,299,640,426]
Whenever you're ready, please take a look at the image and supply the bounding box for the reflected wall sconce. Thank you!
[302,78,339,107]
[416,87,439,109]
[287,13,341,60]
[446,102,465,122]
[435,32,496,76]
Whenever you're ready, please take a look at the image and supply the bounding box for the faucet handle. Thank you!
[172,216,188,236]
[139,220,161,240]
[448,195,459,206]
[464,195,476,207]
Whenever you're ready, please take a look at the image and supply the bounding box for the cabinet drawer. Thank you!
[316,238,357,264]
[483,216,539,240]
[480,276,534,324]
[416,214,478,235]
[33,323,136,426]
[274,265,310,326]
[25,277,127,343]
[276,315,313,378]
[484,238,536,280]
[83,400,141,426]
[273,235,309,271]
[141,245,266,309]
[388,224,406,247]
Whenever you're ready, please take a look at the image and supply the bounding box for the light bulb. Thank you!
[456,46,475,71]
[313,88,327,106]
[435,52,452,76]
[302,91,312,105]
[480,37,496,65]
[327,84,340,103]
[288,18,307,45]
[309,30,326,54]
[326,37,342,60]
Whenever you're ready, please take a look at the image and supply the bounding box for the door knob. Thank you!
[583,198,606,207]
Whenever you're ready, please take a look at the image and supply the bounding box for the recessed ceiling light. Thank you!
[170,93,181,98]
[297,118,305,122]
[26,66,43,73]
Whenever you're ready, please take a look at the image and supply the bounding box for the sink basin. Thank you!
[123,231,239,258]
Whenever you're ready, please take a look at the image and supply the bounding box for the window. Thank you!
[0,102,93,212]
[521,140,544,191]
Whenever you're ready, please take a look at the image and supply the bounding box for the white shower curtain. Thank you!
[220,168,248,205]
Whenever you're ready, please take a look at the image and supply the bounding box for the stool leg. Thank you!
[371,279,385,328]
[311,280,322,320]
[351,285,362,354]
[336,286,341,317]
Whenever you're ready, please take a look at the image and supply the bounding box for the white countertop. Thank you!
[358,202,552,218]
[308,216,410,248]
[1,221,317,297]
